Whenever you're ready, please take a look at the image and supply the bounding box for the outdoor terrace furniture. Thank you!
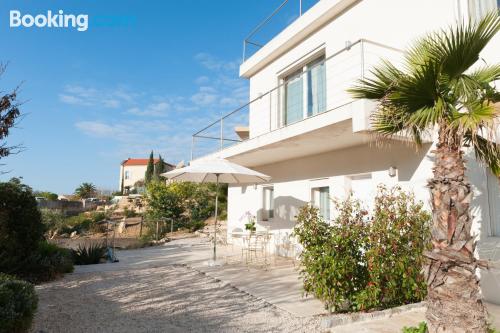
[242,231,272,269]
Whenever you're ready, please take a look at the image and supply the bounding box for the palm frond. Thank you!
[466,132,500,176]
[348,60,403,100]
[450,64,500,101]
[452,101,498,133]
[429,11,500,80]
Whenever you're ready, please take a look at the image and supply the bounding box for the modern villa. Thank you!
[191,0,500,303]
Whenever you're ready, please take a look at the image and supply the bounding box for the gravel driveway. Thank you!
[31,263,322,332]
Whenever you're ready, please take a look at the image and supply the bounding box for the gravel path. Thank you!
[31,264,322,333]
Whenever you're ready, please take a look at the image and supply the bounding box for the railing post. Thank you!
[220,117,224,152]
[190,135,195,162]
[299,0,302,16]
[242,40,247,62]
[360,39,365,80]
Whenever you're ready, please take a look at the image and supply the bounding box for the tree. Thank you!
[34,191,58,201]
[349,13,500,332]
[74,182,97,199]
[0,179,44,274]
[153,154,166,182]
[144,150,154,185]
[0,65,22,169]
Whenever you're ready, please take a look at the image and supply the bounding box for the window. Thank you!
[282,55,326,126]
[468,0,498,21]
[124,170,130,180]
[262,187,274,220]
[312,186,330,220]
[284,70,303,125]
[307,57,326,116]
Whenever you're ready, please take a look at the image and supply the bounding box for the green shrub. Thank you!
[0,273,38,333]
[145,181,227,237]
[357,185,430,310]
[123,207,137,218]
[294,185,431,313]
[40,208,66,232]
[402,322,427,333]
[72,243,107,265]
[294,201,369,312]
[22,242,74,283]
[0,179,44,275]
[188,220,206,232]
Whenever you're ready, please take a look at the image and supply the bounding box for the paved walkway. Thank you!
[72,237,500,332]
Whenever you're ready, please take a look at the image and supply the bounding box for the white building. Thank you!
[191,0,500,303]
[119,158,174,193]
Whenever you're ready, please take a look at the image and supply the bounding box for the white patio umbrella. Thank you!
[161,158,271,263]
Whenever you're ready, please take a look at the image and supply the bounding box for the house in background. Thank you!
[190,0,500,303]
[119,158,174,193]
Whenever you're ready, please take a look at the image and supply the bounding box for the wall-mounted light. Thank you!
[345,40,352,50]
[388,166,397,178]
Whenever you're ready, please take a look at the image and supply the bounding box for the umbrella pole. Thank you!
[213,174,219,262]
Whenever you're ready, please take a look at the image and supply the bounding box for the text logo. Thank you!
[10,10,88,32]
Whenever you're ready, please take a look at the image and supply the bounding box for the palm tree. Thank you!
[349,13,500,332]
[75,182,97,199]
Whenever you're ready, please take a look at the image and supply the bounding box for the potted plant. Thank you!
[243,212,257,233]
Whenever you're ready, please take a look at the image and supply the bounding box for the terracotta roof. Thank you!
[121,158,174,167]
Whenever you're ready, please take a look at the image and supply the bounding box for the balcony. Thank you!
[191,39,403,166]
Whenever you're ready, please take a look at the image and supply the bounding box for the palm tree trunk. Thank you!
[424,129,488,332]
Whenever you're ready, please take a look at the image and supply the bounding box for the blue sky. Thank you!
[0,0,315,194]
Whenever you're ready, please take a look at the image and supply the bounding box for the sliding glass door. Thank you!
[307,57,326,116]
[284,70,304,125]
[282,55,326,126]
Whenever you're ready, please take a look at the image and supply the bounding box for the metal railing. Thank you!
[191,39,403,161]
[243,0,320,61]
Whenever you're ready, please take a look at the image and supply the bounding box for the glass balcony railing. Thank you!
[242,0,320,61]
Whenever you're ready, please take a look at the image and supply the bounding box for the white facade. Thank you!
[119,164,149,190]
[194,0,500,303]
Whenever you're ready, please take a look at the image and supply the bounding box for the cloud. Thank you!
[126,101,170,117]
[195,76,210,85]
[59,94,85,105]
[71,52,249,164]
[59,85,137,109]
[194,53,239,72]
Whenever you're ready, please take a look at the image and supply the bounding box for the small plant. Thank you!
[72,243,107,265]
[123,207,137,218]
[242,212,256,232]
[23,241,74,283]
[402,322,427,333]
[0,273,38,333]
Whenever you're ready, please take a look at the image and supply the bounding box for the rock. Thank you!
[70,231,78,238]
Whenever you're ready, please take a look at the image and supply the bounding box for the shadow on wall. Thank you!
[255,141,433,183]
[257,196,307,231]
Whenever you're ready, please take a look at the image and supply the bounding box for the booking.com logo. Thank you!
[10,10,89,32]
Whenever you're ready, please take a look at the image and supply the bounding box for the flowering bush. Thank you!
[293,200,369,312]
[356,185,430,310]
[294,185,430,312]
